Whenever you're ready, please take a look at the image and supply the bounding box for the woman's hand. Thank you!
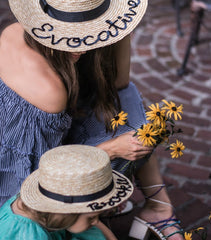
[97,131,154,161]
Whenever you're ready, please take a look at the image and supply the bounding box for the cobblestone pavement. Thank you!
[109,0,211,239]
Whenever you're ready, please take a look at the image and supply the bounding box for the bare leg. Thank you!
[134,153,184,240]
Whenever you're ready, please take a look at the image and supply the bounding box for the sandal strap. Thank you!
[149,215,184,239]
[134,182,166,199]
[148,198,174,208]
[159,219,181,231]
[133,183,184,239]
[165,230,184,239]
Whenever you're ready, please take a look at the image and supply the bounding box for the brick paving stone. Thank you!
[130,62,148,74]
[176,199,210,227]
[144,91,166,103]
[183,182,211,196]
[175,124,195,137]
[192,73,211,82]
[168,188,193,208]
[166,163,210,180]
[136,47,152,57]
[146,58,168,72]
[181,115,210,128]
[140,76,172,90]
[183,82,211,95]
[196,130,211,141]
[181,103,202,115]
[198,156,211,168]
[202,97,211,106]
[170,89,197,101]
[181,138,210,153]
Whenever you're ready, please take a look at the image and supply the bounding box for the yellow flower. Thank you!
[209,212,211,221]
[146,103,166,126]
[111,111,128,130]
[170,140,185,158]
[137,123,158,146]
[162,99,183,121]
[184,232,192,240]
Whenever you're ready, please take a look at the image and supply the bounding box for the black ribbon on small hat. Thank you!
[38,180,114,203]
[39,0,110,23]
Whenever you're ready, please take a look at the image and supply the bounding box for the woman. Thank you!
[0,0,184,239]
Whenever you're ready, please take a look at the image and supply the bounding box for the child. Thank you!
[0,145,134,240]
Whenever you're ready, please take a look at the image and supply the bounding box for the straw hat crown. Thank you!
[39,145,112,196]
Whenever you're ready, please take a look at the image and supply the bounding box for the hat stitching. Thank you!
[87,171,132,211]
[31,0,141,49]
[39,0,111,23]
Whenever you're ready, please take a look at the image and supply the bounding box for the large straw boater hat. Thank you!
[20,145,134,213]
[8,0,148,52]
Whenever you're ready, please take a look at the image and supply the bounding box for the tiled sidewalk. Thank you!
[109,0,211,239]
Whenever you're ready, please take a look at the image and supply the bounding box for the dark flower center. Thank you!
[172,107,177,111]
[177,147,181,152]
[146,133,150,137]
[160,131,166,136]
[114,116,120,121]
[156,112,161,116]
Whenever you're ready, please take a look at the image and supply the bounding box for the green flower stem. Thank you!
[119,161,131,172]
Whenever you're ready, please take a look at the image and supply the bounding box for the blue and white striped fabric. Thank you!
[68,82,150,179]
[0,78,72,207]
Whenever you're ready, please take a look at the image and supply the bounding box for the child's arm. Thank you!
[95,221,118,240]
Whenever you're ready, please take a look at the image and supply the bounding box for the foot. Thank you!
[138,202,184,240]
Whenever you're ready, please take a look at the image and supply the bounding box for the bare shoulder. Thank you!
[0,23,68,113]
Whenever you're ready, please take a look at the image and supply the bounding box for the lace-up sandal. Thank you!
[128,184,184,240]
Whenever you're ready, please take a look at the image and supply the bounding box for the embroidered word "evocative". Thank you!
[32,0,141,48]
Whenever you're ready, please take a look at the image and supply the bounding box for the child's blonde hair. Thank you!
[18,196,79,230]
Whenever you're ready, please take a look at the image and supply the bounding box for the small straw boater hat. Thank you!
[8,0,148,52]
[20,145,134,213]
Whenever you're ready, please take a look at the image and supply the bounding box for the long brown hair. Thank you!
[76,45,121,130]
[24,32,120,130]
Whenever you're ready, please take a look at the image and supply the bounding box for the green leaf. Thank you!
[165,146,170,151]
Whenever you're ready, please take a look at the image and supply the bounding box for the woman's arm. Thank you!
[97,131,153,161]
[95,221,118,240]
[114,34,131,90]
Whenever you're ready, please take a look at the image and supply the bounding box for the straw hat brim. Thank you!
[20,169,134,213]
[9,0,148,52]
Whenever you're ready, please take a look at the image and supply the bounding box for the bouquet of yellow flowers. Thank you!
[111,99,185,159]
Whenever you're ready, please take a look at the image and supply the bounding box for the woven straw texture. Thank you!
[20,145,133,213]
[9,0,148,51]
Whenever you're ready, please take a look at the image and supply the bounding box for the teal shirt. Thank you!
[0,196,106,240]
